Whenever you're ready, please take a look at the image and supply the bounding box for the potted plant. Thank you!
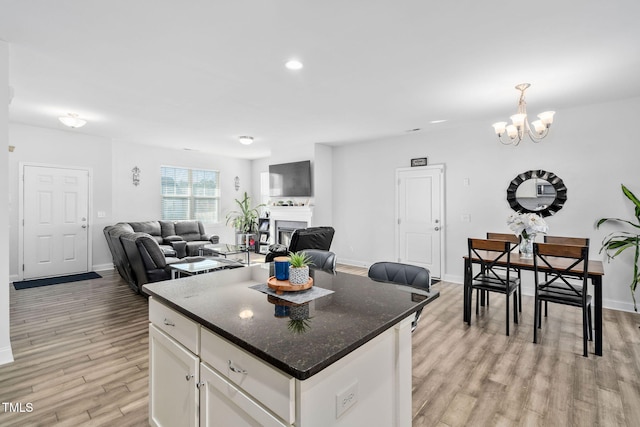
[596,184,640,312]
[288,251,313,285]
[226,192,265,245]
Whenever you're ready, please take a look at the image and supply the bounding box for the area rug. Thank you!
[13,272,102,290]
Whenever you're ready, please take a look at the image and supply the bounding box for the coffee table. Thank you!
[199,243,251,265]
[169,258,243,279]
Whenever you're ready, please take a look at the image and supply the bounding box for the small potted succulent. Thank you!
[288,251,313,285]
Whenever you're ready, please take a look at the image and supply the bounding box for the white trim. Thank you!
[18,162,93,281]
[394,164,445,278]
[0,346,14,366]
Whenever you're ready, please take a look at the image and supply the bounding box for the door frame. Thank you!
[18,162,93,281]
[394,164,445,278]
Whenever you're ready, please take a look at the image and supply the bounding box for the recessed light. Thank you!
[285,59,303,70]
[430,120,447,124]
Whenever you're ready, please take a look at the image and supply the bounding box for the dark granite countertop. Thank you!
[143,264,439,380]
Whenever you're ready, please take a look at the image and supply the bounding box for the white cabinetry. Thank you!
[149,325,199,427]
[149,297,290,427]
[200,362,287,427]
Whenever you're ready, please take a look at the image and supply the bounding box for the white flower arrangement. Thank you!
[506,212,549,239]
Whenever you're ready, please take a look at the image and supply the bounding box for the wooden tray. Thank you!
[267,276,313,295]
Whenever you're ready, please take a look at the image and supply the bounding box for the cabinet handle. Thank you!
[163,318,175,326]
[228,360,247,375]
[185,374,194,381]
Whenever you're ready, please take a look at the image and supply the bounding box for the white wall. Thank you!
[0,40,13,365]
[329,96,640,311]
[312,143,333,226]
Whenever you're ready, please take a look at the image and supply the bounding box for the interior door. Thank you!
[396,166,443,278]
[22,165,90,279]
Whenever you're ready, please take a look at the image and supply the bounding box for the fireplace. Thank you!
[275,220,307,246]
[268,206,314,246]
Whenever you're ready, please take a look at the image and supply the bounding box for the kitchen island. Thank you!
[143,263,439,427]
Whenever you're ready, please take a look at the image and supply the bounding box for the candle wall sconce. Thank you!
[132,166,141,186]
[234,176,240,191]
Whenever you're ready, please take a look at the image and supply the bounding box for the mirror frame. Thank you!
[507,169,567,217]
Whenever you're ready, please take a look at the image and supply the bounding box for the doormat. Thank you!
[13,272,102,290]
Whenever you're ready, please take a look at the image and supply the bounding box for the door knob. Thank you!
[434,226,440,231]
[82,225,87,229]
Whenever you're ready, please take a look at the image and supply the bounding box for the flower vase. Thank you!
[520,233,536,258]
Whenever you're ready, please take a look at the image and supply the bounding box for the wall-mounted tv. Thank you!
[269,160,312,197]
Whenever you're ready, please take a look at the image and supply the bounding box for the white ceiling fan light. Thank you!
[58,113,87,128]
[238,136,254,145]
[285,59,304,70]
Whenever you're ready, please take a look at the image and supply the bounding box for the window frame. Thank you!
[160,166,220,222]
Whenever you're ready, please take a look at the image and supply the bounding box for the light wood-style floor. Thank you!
[2,262,640,426]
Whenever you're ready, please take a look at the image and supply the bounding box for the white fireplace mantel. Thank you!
[268,206,313,224]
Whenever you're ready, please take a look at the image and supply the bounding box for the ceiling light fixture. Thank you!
[58,113,87,128]
[238,136,254,145]
[285,59,303,70]
[492,83,555,145]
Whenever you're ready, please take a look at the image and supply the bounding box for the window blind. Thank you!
[161,166,220,222]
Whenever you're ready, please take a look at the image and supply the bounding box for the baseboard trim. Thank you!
[93,263,115,272]
[0,345,14,366]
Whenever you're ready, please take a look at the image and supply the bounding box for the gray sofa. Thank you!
[104,220,221,293]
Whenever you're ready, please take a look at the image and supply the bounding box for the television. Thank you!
[269,160,312,197]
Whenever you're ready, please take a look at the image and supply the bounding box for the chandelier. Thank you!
[492,83,555,145]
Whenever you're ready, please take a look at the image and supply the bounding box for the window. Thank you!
[161,166,220,222]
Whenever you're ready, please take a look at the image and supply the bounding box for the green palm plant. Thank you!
[596,184,640,312]
[226,191,265,234]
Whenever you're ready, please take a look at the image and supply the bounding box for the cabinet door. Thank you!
[200,363,288,427]
[149,325,200,427]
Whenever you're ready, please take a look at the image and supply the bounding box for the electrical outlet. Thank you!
[336,381,358,418]
[461,214,471,222]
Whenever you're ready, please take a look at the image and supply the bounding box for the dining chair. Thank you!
[368,261,431,332]
[541,236,590,317]
[300,249,337,273]
[533,242,592,357]
[467,238,520,336]
[486,232,522,312]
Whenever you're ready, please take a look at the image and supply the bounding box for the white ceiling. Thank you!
[2,0,640,159]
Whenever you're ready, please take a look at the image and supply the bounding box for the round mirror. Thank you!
[507,170,567,217]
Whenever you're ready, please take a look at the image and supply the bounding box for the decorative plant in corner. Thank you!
[226,191,265,234]
[288,251,313,285]
[596,184,640,312]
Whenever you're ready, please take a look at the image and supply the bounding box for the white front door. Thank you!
[22,165,90,279]
[396,165,444,278]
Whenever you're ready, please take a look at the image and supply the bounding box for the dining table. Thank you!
[463,251,605,356]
